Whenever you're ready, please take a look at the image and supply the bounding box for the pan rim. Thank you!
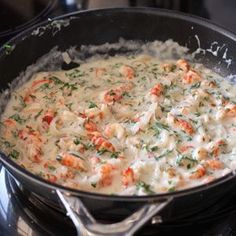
[1,7,236,54]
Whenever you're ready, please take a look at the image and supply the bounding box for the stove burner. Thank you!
[0,0,57,34]
[5,169,77,235]
[0,0,58,44]
[1,167,236,236]
[0,0,85,45]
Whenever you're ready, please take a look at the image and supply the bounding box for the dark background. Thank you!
[0,0,236,46]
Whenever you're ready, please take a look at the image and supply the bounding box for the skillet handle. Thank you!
[56,190,172,236]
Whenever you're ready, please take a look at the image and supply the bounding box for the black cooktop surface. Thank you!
[0,0,56,33]
[0,0,84,44]
[1,0,236,235]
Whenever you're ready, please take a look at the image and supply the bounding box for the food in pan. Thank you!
[0,53,236,195]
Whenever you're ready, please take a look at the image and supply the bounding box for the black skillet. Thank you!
[0,8,236,235]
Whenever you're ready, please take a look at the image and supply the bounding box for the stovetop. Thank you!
[1,0,236,235]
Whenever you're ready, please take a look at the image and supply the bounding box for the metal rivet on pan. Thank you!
[151,215,163,224]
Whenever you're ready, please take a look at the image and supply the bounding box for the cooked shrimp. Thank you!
[175,118,195,135]
[119,65,135,80]
[91,134,115,152]
[100,163,114,187]
[104,123,125,139]
[31,78,51,88]
[161,63,175,72]
[150,83,163,96]
[60,169,75,180]
[57,152,87,171]
[211,140,226,157]
[2,119,16,139]
[225,104,236,117]
[122,167,135,186]
[46,174,57,183]
[3,118,16,127]
[189,166,206,179]
[42,109,54,125]
[104,88,123,104]
[84,107,104,120]
[84,120,98,132]
[23,89,35,103]
[179,145,194,153]
[205,159,224,170]
[183,69,201,84]
[176,59,190,72]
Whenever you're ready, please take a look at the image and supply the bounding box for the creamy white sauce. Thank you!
[0,42,236,196]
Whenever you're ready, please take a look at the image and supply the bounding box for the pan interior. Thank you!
[0,9,236,200]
